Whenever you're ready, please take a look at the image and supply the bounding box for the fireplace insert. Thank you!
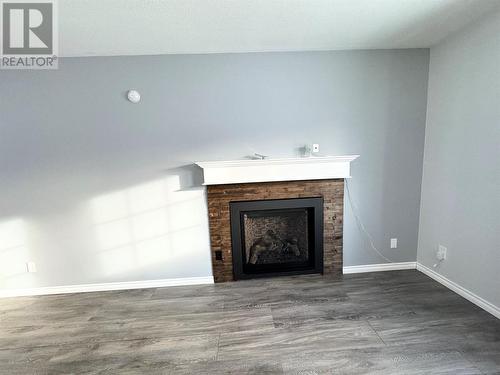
[229,197,323,280]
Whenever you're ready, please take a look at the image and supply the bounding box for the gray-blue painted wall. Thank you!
[0,49,429,289]
[418,11,500,307]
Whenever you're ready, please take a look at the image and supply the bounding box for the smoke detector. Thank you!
[127,90,141,103]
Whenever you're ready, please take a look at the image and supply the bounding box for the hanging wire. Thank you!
[345,179,393,263]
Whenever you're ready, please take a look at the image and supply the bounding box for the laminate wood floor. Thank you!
[0,270,499,374]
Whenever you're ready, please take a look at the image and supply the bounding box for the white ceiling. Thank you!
[60,0,500,57]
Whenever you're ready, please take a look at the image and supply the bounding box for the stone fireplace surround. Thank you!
[207,180,344,282]
[196,156,358,283]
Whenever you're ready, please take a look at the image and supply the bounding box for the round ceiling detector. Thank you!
[127,90,141,103]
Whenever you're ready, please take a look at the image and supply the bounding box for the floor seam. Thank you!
[366,319,387,346]
[0,331,219,352]
[214,333,221,361]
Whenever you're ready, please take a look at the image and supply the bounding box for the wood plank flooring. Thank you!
[0,270,499,374]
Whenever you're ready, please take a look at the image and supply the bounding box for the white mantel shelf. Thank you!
[195,155,359,185]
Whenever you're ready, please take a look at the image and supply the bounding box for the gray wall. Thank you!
[418,11,500,307]
[0,50,429,290]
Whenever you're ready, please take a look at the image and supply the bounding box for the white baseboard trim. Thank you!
[343,261,417,274]
[0,276,215,298]
[417,263,500,319]
[4,264,498,319]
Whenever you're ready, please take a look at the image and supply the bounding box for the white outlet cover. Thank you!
[26,261,37,273]
[312,144,320,153]
[437,245,447,260]
[390,238,398,248]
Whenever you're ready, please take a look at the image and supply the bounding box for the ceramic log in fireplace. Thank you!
[230,198,323,280]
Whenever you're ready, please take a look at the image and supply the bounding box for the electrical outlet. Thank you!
[26,261,37,273]
[437,245,447,261]
[390,238,398,249]
[312,144,320,153]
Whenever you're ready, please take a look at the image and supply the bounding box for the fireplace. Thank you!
[204,179,344,282]
[230,198,323,280]
[197,156,357,282]
[196,155,359,283]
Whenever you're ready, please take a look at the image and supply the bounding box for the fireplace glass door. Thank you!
[230,197,323,279]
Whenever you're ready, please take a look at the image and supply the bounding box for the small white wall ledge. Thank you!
[195,155,359,185]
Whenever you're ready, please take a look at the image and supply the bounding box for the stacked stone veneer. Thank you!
[206,179,344,282]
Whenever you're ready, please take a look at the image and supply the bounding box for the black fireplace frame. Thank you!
[229,197,324,280]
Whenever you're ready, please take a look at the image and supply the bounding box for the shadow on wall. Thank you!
[90,166,209,279]
[0,218,30,287]
[0,165,212,288]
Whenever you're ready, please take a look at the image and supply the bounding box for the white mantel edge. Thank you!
[195,155,359,185]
